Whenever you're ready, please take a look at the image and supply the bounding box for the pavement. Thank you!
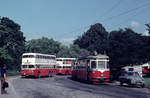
[0,76,150,98]
[0,76,19,98]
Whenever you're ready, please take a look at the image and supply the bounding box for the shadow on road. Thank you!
[20,76,53,79]
[67,76,110,86]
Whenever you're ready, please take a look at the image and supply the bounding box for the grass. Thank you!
[7,69,20,76]
[144,77,150,87]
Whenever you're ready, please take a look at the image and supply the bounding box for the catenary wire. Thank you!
[56,1,150,39]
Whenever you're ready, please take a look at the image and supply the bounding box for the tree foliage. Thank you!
[1,16,150,75]
[26,37,88,58]
[74,23,108,54]
[57,44,89,58]
[146,23,150,34]
[0,17,25,69]
[74,23,150,69]
[25,37,61,55]
[108,28,147,68]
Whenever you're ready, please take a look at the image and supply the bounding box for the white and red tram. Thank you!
[21,53,56,78]
[56,58,76,75]
[72,54,110,83]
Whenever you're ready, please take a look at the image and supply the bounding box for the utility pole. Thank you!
[145,23,150,34]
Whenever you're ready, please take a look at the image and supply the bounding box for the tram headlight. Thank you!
[31,70,34,73]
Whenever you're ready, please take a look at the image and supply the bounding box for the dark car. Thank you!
[119,71,145,88]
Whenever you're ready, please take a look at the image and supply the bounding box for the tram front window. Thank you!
[91,61,96,69]
[98,61,105,68]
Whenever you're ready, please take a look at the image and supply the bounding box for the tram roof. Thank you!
[79,54,109,60]
[22,53,56,57]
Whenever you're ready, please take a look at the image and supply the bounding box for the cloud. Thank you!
[57,38,75,45]
[130,21,140,29]
[143,30,149,36]
[63,38,74,42]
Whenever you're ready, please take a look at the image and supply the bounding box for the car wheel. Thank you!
[129,79,135,87]
[141,84,145,88]
[120,82,123,86]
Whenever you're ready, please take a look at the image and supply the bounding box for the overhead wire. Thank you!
[56,0,123,38]
[92,0,122,24]
[56,1,150,40]
[101,1,150,23]
[111,5,150,30]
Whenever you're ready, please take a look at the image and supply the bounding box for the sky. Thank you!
[0,0,150,45]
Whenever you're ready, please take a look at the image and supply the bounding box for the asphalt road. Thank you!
[0,75,150,98]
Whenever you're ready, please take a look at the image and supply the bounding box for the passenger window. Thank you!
[22,65,28,68]
[29,65,34,68]
[91,61,96,69]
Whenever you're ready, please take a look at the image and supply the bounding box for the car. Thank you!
[119,71,145,88]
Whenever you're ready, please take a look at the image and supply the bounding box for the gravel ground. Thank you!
[0,75,150,98]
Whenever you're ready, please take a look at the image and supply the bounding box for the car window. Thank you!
[128,72,133,76]
[128,68,134,71]
[134,72,140,77]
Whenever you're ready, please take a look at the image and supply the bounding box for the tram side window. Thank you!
[22,55,28,58]
[91,61,96,69]
[57,66,62,68]
[57,59,62,61]
[36,65,40,69]
[23,55,35,58]
[22,65,28,68]
[107,63,109,69]
[29,65,34,68]
[66,66,72,68]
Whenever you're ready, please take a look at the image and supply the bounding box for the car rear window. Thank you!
[128,72,133,76]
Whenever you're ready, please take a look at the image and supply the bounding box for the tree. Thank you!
[0,48,12,65]
[56,45,70,57]
[69,44,89,58]
[54,44,88,58]
[26,37,61,55]
[0,17,25,69]
[74,23,108,54]
[145,23,150,34]
[108,28,145,68]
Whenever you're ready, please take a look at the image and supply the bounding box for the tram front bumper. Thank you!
[89,77,110,82]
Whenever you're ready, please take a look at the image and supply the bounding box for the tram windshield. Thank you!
[90,61,106,69]
[98,61,105,68]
